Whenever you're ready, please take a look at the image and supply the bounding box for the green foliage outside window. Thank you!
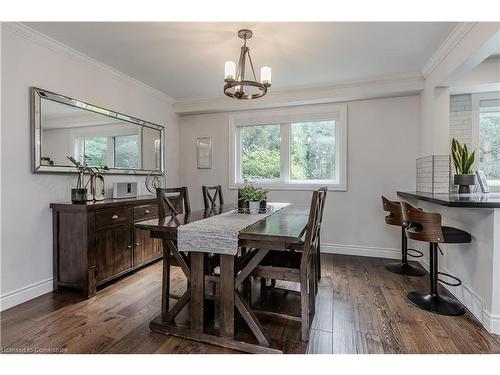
[83,137,107,167]
[291,121,336,180]
[115,134,140,169]
[239,121,337,182]
[241,124,280,180]
[479,112,500,181]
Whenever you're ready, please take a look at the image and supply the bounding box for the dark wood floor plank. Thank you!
[2,253,500,354]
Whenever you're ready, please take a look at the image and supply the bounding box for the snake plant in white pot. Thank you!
[451,138,476,194]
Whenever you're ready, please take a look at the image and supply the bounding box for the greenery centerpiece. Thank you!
[451,138,476,194]
[238,183,269,214]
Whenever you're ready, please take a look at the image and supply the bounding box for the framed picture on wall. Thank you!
[197,137,212,169]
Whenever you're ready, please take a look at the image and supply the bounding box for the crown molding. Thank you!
[173,72,424,115]
[421,22,477,79]
[2,22,175,104]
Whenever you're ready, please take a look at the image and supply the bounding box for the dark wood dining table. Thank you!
[135,203,309,354]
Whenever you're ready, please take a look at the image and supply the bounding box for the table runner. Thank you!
[177,203,289,255]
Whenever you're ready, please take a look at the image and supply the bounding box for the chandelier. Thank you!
[224,29,271,100]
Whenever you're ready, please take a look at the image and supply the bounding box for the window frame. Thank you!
[229,104,347,191]
[471,92,500,190]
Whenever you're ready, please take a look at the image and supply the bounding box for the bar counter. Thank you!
[396,190,500,335]
[397,191,500,208]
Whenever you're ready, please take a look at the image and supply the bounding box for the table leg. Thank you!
[190,252,204,332]
[161,239,171,318]
[220,254,234,339]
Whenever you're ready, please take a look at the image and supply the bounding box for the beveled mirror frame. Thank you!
[31,87,165,175]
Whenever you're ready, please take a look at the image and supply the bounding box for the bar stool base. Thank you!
[407,291,465,316]
[385,262,426,276]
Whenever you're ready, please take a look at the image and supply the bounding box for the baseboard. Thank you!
[418,257,500,335]
[483,310,500,334]
[321,243,401,260]
[0,277,53,312]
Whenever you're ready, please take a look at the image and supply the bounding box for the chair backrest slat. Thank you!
[301,187,328,268]
[400,201,444,243]
[156,187,191,218]
[202,185,224,209]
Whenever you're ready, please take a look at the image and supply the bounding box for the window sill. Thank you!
[487,181,500,192]
[229,181,346,192]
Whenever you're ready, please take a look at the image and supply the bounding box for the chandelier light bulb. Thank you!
[260,66,272,85]
[224,61,236,81]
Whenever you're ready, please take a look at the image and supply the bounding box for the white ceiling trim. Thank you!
[421,22,477,79]
[173,72,424,115]
[2,22,175,104]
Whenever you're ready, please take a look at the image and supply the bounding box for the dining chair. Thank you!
[156,187,191,218]
[155,187,191,316]
[284,186,327,287]
[202,185,224,209]
[249,188,325,341]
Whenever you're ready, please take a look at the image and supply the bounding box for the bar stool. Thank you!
[381,196,426,276]
[401,201,471,316]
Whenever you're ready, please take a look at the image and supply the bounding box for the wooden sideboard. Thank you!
[50,196,162,298]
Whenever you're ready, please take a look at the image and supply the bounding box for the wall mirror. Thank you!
[31,87,164,175]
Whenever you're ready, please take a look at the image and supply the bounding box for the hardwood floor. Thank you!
[1,254,499,354]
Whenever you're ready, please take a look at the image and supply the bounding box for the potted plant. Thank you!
[67,156,89,203]
[238,183,269,214]
[67,156,108,203]
[451,138,476,194]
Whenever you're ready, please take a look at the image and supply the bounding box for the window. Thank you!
[472,92,500,188]
[74,133,141,169]
[240,124,281,180]
[479,110,500,183]
[114,134,140,169]
[229,104,347,190]
[290,121,336,181]
[82,137,108,166]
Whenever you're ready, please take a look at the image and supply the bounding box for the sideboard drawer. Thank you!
[96,207,131,227]
[133,204,158,221]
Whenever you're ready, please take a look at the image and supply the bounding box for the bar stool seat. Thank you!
[402,201,471,316]
[441,226,472,243]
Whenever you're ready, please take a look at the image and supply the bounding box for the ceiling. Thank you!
[24,22,457,99]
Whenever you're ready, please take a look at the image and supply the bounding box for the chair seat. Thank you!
[442,226,471,244]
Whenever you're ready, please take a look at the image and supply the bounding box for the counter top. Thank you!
[397,191,500,208]
[50,195,157,210]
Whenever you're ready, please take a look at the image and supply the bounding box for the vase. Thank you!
[248,201,260,214]
[71,188,88,204]
[94,174,105,201]
[454,174,475,194]
[259,200,267,213]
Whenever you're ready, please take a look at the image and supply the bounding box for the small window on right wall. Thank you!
[479,109,500,185]
[472,92,500,189]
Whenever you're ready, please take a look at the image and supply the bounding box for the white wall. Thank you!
[0,25,180,310]
[419,24,499,157]
[451,55,500,93]
[180,95,419,257]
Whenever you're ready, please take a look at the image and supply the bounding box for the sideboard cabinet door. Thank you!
[134,228,158,266]
[96,225,132,283]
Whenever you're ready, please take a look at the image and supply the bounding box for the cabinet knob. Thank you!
[135,242,140,247]
[145,210,151,214]
[112,214,119,220]
[127,245,132,249]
